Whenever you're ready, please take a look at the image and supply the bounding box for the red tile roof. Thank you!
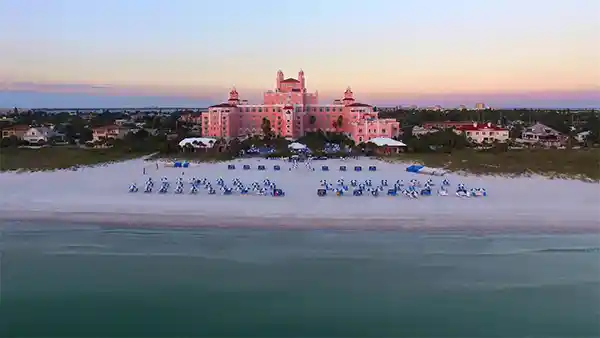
[281,78,299,83]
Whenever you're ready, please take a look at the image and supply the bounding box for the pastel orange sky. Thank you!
[0,0,599,107]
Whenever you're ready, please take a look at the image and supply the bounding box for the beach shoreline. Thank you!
[1,210,599,234]
[1,157,599,234]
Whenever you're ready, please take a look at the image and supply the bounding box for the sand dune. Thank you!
[1,157,598,231]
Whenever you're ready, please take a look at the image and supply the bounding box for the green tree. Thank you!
[79,128,93,143]
[261,117,272,138]
[0,135,20,148]
[509,124,524,139]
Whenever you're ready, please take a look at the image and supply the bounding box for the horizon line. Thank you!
[2,81,600,98]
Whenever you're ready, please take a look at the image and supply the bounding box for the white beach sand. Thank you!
[0,157,599,232]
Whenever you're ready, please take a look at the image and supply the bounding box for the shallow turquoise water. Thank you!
[0,222,599,337]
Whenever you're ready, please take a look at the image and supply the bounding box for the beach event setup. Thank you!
[288,142,308,151]
[368,137,407,147]
[313,176,485,198]
[129,157,487,199]
[244,146,276,155]
[178,137,217,149]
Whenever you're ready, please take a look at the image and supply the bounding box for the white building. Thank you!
[575,130,591,144]
[91,125,131,142]
[178,137,217,149]
[23,127,56,144]
[454,123,509,143]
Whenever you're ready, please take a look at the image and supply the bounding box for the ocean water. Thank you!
[0,221,599,337]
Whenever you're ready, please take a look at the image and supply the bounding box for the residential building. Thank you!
[454,123,509,143]
[23,127,56,143]
[91,125,131,142]
[520,123,567,147]
[201,70,400,144]
[575,130,591,143]
[1,124,29,139]
[412,126,437,137]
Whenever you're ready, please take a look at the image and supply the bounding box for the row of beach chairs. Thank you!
[226,164,377,171]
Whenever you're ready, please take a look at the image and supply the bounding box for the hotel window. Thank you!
[381,129,386,133]
[326,107,330,112]
[252,108,256,112]
[258,108,262,112]
[319,108,323,112]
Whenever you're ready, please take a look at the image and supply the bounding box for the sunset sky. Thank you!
[1,0,599,108]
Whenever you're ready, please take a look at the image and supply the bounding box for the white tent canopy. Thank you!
[288,142,307,150]
[178,137,217,148]
[368,137,407,147]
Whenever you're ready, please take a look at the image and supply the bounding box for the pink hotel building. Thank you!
[201,70,400,144]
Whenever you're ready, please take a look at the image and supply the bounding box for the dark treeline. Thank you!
[378,108,597,131]
[377,108,599,143]
[2,108,599,148]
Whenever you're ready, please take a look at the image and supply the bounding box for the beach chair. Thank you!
[368,166,376,171]
[273,165,281,171]
[243,164,251,170]
[174,162,182,168]
[387,189,397,196]
[257,165,266,171]
[227,164,236,170]
[321,165,329,171]
[339,165,347,171]
[182,162,189,168]
[317,188,327,197]
[354,166,362,172]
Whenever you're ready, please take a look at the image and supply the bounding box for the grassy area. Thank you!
[382,149,600,182]
[0,147,152,172]
[149,151,235,163]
